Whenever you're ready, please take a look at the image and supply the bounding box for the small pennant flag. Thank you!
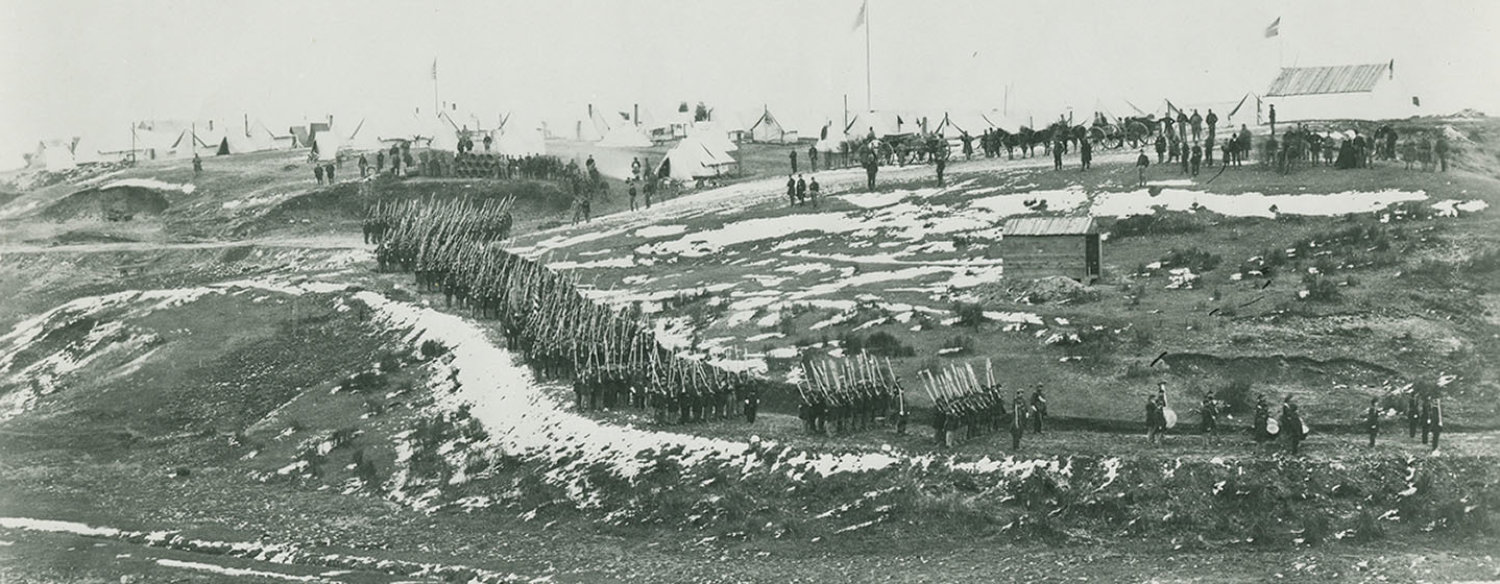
[851,0,867,32]
[1264,17,1280,38]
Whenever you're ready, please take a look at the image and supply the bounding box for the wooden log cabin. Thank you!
[993,217,1102,284]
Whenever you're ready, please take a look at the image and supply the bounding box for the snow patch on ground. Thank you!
[100,178,198,194]
[1092,188,1427,218]
[634,224,688,238]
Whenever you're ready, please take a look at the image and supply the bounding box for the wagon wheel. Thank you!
[1098,125,1124,149]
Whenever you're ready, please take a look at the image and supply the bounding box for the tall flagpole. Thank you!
[865,0,872,111]
[432,58,440,114]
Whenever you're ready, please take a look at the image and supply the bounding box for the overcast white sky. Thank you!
[2,0,1498,168]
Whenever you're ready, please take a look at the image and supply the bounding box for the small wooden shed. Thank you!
[995,217,1102,283]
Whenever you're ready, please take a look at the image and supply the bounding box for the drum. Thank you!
[1266,417,1281,436]
[1164,408,1178,429]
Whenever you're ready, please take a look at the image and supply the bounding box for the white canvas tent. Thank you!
[343,118,389,151]
[312,127,345,162]
[32,139,77,171]
[655,135,735,181]
[844,110,910,139]
[70,135,105,164]
[597,124,653,148]
[688,122,738,153]
[418,114,459,151]
[936,111,994,138]
[214,117,280,154]
[495,127,547,157]
[746,108,795,144]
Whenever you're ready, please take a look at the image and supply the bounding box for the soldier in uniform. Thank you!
[933,401,947,446]
[789,149,798,173]
[744,385,760,423]
[1205,109,1219,143]
[1420,391,1433,445]
[1136,149,1150,187]
[935,147,948,186]
[809,145,819,172]
[808,176,820,206]
[1079,136,1093,171]
[1030,386,1047,434]
[786,175,797,207]
[1201,389,1219,443]
[1281,395,1304,454]
[1435,134,1450,172]
[1365,397,1380,447]
[796,175,807,205]
[1407,389,1421,439]
[1010,390,1025,450]
[1427,397,1443,450]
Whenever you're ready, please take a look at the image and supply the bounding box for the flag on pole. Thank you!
[431,58,438,80]
[851,0,867,32]
[1264,17,1280,38]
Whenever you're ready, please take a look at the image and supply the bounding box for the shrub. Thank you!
[1122,363,1153,379]
[342,371,388,393]
[1300,274,1341,303]
[941,335,975,356]
[846,331,916,357]
[1161,248,1222,272]
[419,339,449,360]
[1108,211,1205,239]
[951,301,987,327]
[1221,379,1254,414]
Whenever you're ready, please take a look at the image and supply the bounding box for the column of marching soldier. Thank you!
[366,196,776,426]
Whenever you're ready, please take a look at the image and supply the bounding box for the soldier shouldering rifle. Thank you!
[797,354,901,437]
[919,360,1015,448]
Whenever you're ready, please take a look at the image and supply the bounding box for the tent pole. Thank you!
[865,0,872,111]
